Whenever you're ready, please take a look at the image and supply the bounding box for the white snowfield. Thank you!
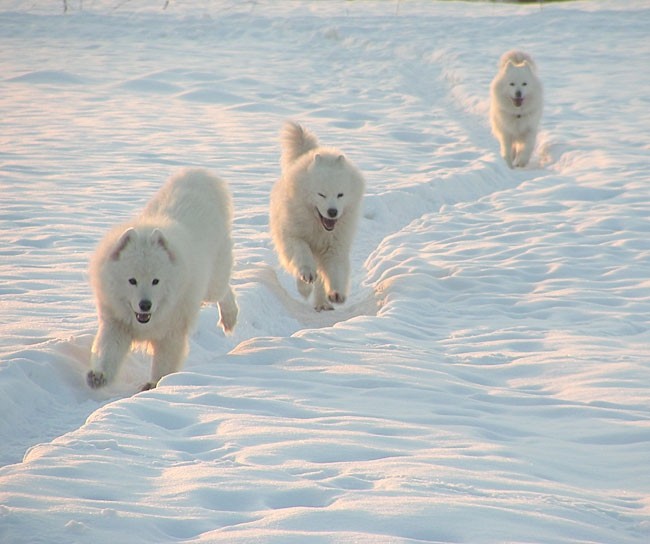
[1,1,649,543]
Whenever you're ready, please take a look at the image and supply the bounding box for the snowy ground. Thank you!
[1,1,649,542]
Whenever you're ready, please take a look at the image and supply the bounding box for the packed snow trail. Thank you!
[1,2,527,465]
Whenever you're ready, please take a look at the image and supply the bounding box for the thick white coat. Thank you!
[490,50,543,168]
[270,122,365,310]
[88,168,237,389]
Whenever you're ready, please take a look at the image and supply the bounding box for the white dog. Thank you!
[270,121,365,311]
[88,168,238,390]
[490,50,543,168]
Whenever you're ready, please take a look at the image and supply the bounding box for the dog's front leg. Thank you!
[285,237,318,286]
[500,132,514,168]
[88,319,131,388]
[319,251,350,305]
[514,131,536,168]
[313,277,334,312]
[146,333,188,390]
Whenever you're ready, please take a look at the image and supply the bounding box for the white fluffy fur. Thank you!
[270,121,365,311]
[88,168,238,390]
[490,50,543,168]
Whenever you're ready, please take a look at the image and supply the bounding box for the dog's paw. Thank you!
[218,306,238,334]
[297,278,313,299]
[299,266,317,284]
[87,370,107,389]
[314,301,334,312]
[328,291,346,304]
[219,316,236,333]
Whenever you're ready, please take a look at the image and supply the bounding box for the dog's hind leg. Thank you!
[217,285,238,333]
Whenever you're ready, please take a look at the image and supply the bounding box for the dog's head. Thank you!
[107,227,178,327]
[306,152,364,232]
[502,60,536,108]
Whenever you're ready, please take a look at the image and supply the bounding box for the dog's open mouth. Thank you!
[136,312,151,324]
[513,97,524,107]
[318,211,337,231]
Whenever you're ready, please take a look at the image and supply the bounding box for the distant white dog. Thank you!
[88,168,238,390]
[270,121,365,311]
[490,50,543,168]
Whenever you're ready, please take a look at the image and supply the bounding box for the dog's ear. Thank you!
[313,154,346,165]
[111,228,136,261]
[150,228,175,262]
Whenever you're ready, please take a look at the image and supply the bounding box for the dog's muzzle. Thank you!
[136,299,152,323]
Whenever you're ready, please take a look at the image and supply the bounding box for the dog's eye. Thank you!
[522,82,527,86]
[129,278,137,286]
[152,278,159,286]
[337,193,344,198]
[318,193,326,199]
[509,82,515,86]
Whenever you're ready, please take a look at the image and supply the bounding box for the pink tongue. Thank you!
[320,214,336,231]
[323,218,336,230]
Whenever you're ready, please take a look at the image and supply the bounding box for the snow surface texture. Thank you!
[1,1,649,542]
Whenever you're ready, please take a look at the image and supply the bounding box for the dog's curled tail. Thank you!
[281,121,319,170]
[499,50,536,71]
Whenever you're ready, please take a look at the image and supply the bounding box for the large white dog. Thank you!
[270,121,365,311]
[490,50,543,168]
[88,168,238,390]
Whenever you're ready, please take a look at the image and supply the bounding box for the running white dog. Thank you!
[270,121,365,311]
[490,50,543,168]
[88,168,238,390]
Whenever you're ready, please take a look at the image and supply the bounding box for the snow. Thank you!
[1,1,649,542]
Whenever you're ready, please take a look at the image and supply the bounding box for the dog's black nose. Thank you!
[515,90,522,99]
[139,299,152,312]
[327,208,337,218]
